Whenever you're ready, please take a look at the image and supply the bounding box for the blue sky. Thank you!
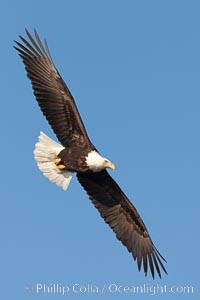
[1,0,200,299]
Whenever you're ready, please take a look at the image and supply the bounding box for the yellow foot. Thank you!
[54,157,66,170]
[54,157,61,165]
[57,164,66,170]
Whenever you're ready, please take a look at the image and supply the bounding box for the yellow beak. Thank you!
[105,161,116,170]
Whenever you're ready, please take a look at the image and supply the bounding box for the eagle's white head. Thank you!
[85,150,115,172]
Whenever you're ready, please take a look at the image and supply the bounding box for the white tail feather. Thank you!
[34,132,73,190]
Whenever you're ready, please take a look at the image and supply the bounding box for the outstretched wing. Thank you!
[77,170,167,279]
[14,29,92,148]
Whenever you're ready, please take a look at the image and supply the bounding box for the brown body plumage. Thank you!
[58,145,95,172]
[14,29,167,279]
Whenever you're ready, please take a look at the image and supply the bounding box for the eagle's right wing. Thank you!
[77,170,167,279]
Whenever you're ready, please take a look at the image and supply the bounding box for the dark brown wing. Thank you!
[14,29,92,148]
[77,170,167,279]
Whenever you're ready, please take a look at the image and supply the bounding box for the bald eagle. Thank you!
[14,29,167,279]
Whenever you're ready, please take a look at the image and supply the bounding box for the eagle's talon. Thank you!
[54,157,66,170]
[57,164,66,170]
[54,157,61,165]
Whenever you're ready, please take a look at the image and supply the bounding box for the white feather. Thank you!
[34,132,73,190]
[85,150,107,172]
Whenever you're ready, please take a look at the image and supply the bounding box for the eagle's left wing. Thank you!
[77,170,167,279]
[14,29,92,148]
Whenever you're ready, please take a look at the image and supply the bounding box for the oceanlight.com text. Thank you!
[25,282,195,296]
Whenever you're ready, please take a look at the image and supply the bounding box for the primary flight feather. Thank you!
[14,29,167,279]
